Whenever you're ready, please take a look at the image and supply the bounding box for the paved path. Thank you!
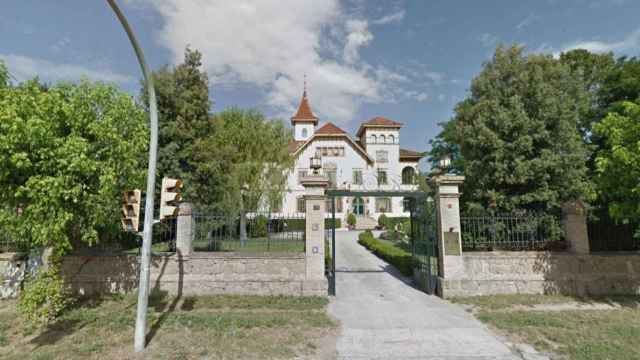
[327,231,519,360]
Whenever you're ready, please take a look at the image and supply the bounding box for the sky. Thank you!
[2,0,640,165]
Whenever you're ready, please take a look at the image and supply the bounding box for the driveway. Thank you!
[327,230,519,360]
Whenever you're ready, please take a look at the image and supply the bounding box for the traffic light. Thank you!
[122,189,141,232]
[160,177,183,220]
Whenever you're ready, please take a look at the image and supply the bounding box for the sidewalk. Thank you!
[327,231,519,360]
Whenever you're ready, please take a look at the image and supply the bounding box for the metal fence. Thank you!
[0,233,21,253]
[148,218,177,253]
[193,212,305,252]
[461,212,565,251]
[588,215,640,252]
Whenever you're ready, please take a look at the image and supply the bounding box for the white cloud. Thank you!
[136,0,424,124]
[479,33,498,48]
[344,19,373,64]
[403,90,428,102]
[372,10,405,25]
[0,53,133,84]
[516,14,539,31]
[559,28,640,55]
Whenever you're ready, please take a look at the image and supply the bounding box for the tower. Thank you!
[291,81,318,141]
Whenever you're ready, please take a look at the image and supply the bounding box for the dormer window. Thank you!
[302,128,308,138]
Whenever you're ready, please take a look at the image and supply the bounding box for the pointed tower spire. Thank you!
[291,77,318,125]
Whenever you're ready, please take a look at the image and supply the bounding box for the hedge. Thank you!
[270,218,341,231]
[357,231,413,276]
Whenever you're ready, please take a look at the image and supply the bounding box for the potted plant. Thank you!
[347,213,357,230]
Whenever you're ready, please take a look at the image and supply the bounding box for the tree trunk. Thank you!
[239,210,247,247]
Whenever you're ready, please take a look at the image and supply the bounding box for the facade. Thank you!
[281,89,424,224]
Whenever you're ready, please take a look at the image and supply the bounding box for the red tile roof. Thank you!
[315,122,347,135]
[356,116,403,137]
[399,148,424,160]
[363,116,403,127]
[288,140,305,154]
[291,90,318,125]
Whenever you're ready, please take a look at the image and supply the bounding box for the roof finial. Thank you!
[303,73,307,95]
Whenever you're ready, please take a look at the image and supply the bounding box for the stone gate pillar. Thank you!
[176,202,194,256]
[431,174,465,297]
[562,200,590,254]
[301,174,329,296]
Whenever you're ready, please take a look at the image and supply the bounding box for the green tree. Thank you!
[141,47,211,193]
[559,49,615,137]
[599,56,640,111]
[190,108,294,242]
[0,79,148,258]
[0,61,9,88]
[427,119,464,173]
[454,45,591,213]
[592,101,640,223]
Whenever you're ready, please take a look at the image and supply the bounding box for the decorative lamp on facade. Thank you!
[310,154,322,175]
[438,155,452,173]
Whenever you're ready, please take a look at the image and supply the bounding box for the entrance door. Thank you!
[352,197,365,215]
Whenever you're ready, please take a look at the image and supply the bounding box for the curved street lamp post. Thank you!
[106,0,159,352]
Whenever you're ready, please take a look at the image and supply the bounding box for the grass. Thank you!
[0,293,337,359]
[192,237,305,253]
[358,231,413,276]
[452,294,640,360]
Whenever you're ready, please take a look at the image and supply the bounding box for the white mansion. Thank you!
[281,89,424,223]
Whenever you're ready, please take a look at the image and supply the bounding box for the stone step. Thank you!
[355,216,377,230]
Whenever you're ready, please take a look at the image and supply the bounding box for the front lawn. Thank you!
[0,293,337,359]
[452,294,640,360]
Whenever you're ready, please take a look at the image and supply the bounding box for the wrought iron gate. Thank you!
[410,198,439,295]
[324,190,436,296]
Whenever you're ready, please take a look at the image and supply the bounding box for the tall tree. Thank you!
[427,119,463,173]
[559,49,616,137]
[593,101,640,223]
[190,109,294,242]
[141,47,211,194]
[598,56,640,110]
[0,61,9,88]
[454,45,592,212]
[0,79,148,257]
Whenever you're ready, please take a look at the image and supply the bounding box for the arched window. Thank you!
[402,166,416,185]
[388,134,395,144]
[379,134,386,144]
[301,128,308,138]
[370,134,377,143]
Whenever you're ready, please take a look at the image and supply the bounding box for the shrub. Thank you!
[357,231,413,276]
[347,213,357,227]
[18,268,73,326]
[250,215,268,238]
[380,230,404,242]
[325,218,342,229]
[378,214,389,229]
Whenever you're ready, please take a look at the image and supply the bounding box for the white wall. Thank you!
[294,123,315,141]
[282,133,420,222]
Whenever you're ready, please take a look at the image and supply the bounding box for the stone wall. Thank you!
[0,253,27,299]
[440,251,640,298]
[61,252,326,297]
